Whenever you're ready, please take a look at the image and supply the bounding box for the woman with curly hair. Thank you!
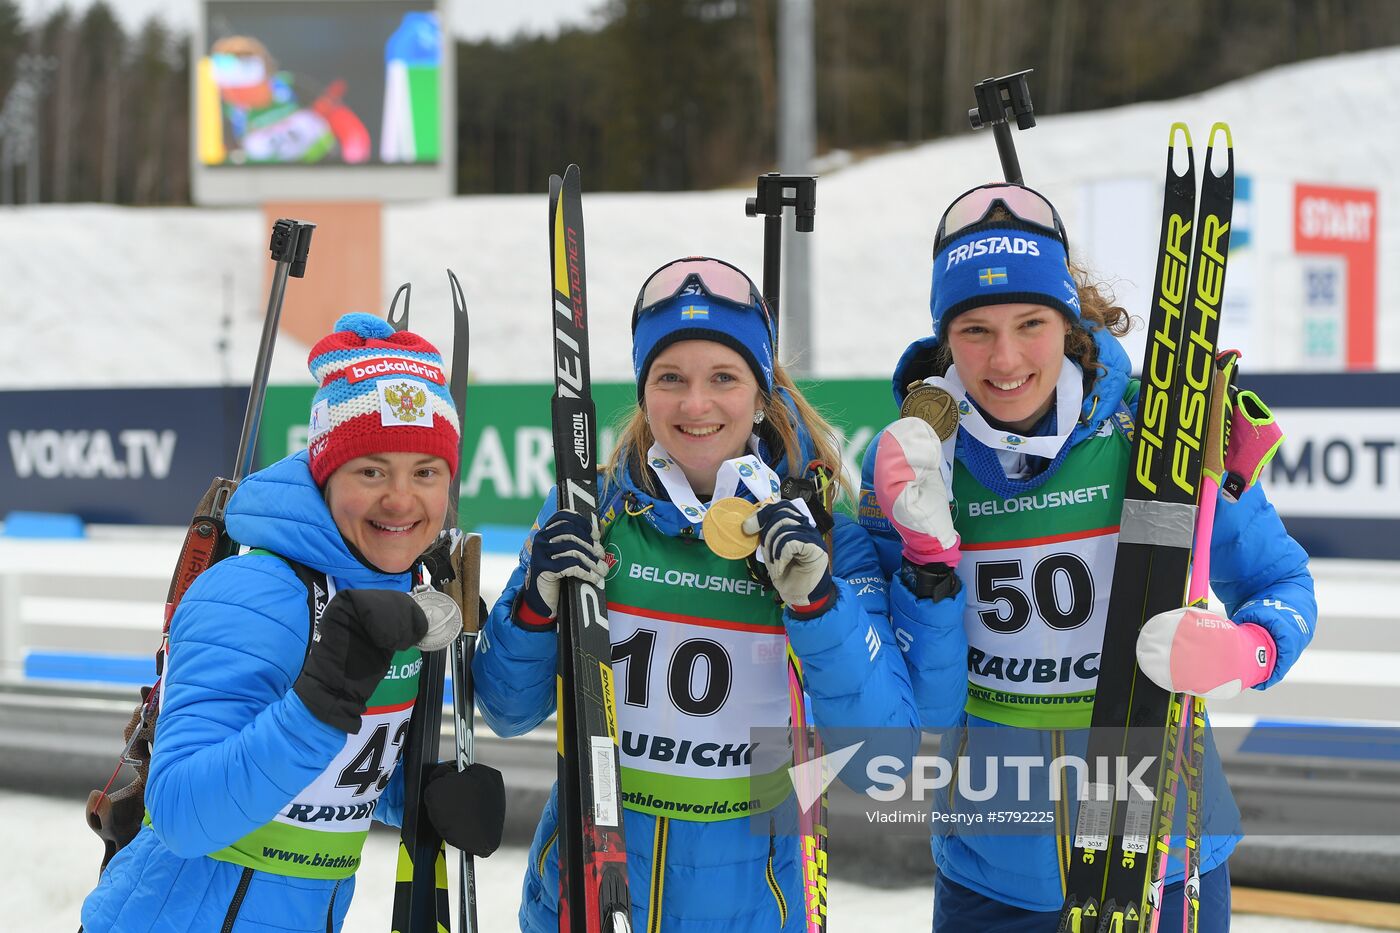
[858,184,1316,931]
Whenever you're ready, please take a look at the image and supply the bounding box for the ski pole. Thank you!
[744,172,816,342]
[967,69,1036,185]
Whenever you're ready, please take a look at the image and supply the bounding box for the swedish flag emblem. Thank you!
[681,305,709,320]
[979,267,1008,286]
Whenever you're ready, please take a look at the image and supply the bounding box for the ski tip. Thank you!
[1208,121,1233,151]
[386,282,411,332]
[1205,122,1234,179]
[1168,122,1192,150]
[446,268,466,316]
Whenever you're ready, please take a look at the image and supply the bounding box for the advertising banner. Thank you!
[1294,184,1378,369]
[1242,373,1400,560]
[0,387,247,525]
[7,376,1394,561]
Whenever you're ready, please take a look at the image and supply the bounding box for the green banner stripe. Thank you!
[606,516,781,625]
[366,648,422,707]
[620,764,791,822]
[211,814,369,879]
[953,432,1128,543]
[967,686,1096,730]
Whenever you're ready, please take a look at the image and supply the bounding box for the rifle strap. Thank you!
[86,551,327,872]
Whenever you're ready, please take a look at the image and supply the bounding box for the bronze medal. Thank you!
[702,497,760,560]
[901,382,960,441]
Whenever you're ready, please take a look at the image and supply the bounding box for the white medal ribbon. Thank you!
[943,358,1082,457]
[646,441,808,537]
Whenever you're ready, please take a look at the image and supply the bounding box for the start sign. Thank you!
[1294,184,1378,369]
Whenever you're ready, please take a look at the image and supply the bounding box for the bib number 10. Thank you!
[976,554,1094,634]
[612,627,733,717]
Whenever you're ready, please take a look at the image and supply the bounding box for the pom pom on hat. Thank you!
[305,312,460,486]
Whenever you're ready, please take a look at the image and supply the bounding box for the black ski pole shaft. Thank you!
[967,70,1036,184]
[232,219,314,483]
[991,123,1021,185]
[763,211,783,327]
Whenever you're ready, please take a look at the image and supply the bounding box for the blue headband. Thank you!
[632,293,775,397]
[930,224,1080,339]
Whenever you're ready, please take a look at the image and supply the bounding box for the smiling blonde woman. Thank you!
[474,256,920,932]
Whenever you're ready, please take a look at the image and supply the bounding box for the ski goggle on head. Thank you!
[632,257,772,338]
[934,183,1068,252]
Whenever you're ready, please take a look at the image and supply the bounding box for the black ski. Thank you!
[444,270,483,933]
[1059,122,1234,933]
[548,164,633,933]
[391,272,471,933]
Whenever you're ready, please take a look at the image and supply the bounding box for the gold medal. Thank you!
[702,497,760,560]
[901,382,960,441]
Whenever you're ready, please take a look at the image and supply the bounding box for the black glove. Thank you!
[294,589,428,732]
[423,761,506,857]
[515,510,607,629]
[743,500,835,616]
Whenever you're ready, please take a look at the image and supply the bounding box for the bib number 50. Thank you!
[976,554,1094,634]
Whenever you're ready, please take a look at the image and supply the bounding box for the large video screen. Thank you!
[198,0,442,168]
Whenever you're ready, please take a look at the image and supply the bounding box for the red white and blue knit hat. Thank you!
[306,313,461,486]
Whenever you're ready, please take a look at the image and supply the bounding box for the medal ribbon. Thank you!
[942,358,1082,457]
[646,440,782,529]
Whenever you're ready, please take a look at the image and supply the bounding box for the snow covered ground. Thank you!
[1,47,1398,392]
[10,789,1381,931]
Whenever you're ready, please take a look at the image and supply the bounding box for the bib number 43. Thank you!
[336,720,411,796]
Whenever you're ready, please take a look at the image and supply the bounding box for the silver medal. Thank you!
[410,584,463,652]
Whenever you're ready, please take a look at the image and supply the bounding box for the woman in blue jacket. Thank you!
[81,314,503,932]
[857,184,1317,932]
[474,256,919,931]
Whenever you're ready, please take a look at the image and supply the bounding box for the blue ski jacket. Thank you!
[81,451,413,933]
[858,327,1318,913]
[474,397,921,932]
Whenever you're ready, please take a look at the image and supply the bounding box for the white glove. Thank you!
[874,418,960,567]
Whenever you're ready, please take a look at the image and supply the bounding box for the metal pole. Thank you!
[763,212,783,334]
[992,122,1023,185]
[232,221,314,482]
[778,0,816,373]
